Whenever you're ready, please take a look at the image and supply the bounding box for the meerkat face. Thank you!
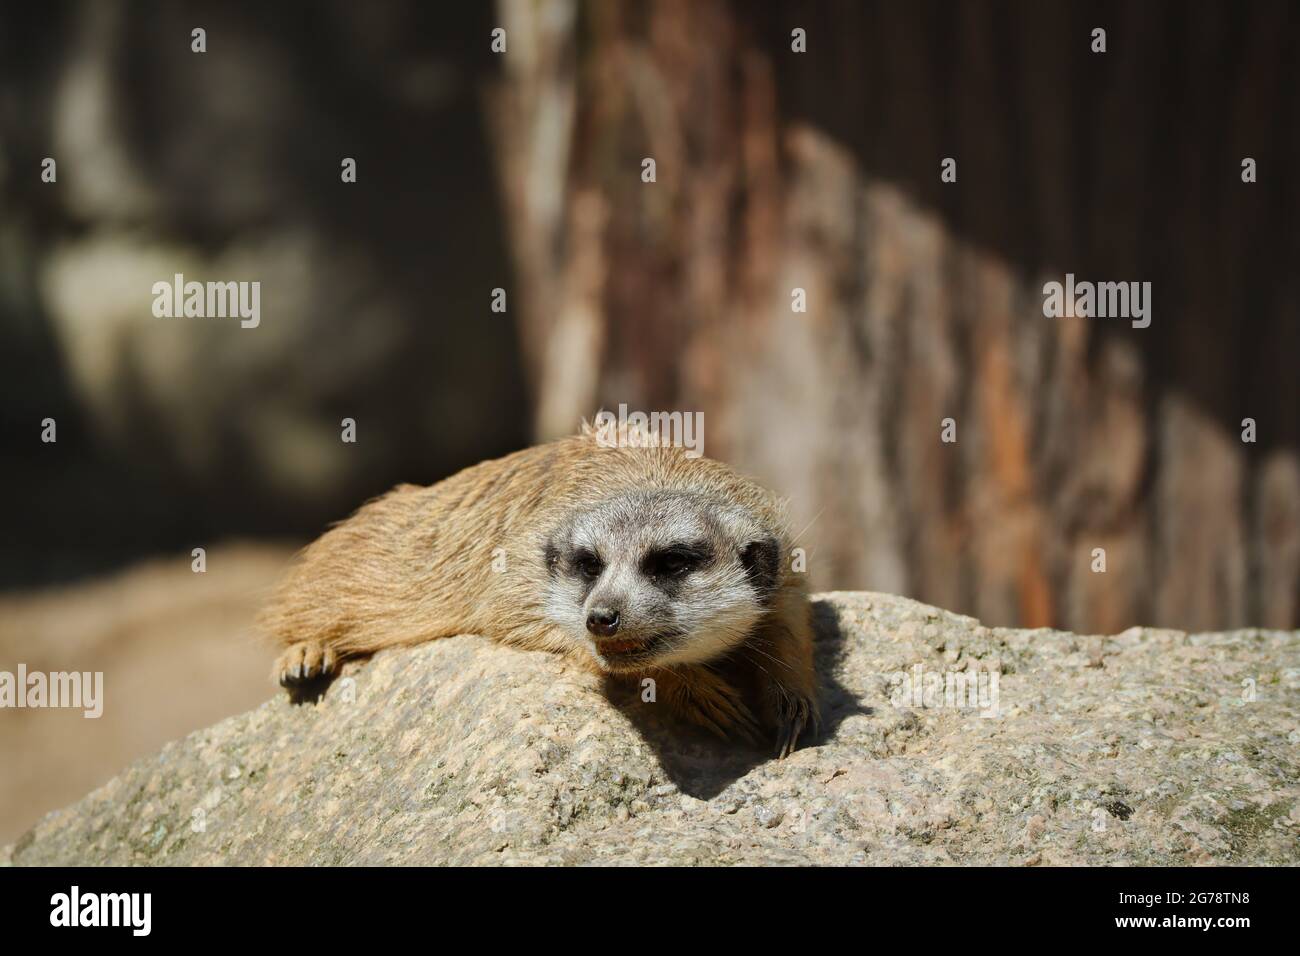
[542,490,781,673]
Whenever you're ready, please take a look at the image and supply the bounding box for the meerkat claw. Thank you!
[274,641,337,688]
[775,693,816,759]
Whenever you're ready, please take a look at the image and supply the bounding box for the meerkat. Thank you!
[260,422,819,757]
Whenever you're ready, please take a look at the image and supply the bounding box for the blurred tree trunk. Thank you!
[489,0,1300,632]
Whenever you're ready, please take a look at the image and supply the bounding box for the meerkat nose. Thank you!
[586,608,621,637]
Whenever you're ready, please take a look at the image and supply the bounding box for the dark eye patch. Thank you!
[570,548,604,581]
[643,543,712,581]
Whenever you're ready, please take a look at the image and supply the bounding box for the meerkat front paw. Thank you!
[273,640,339,687]
[742,605,820,758]
[660,667,764,746]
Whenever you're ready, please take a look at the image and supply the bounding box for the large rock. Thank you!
[5,593,1297,865]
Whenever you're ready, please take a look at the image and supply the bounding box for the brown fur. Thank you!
[259,426,818,756]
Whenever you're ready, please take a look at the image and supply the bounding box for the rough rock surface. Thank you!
[5,593,1298,865]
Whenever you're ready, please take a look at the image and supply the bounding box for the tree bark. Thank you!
[490,0,1300,632]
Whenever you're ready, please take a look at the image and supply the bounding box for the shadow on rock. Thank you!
[605,597,870,800]
[809,597,874,738]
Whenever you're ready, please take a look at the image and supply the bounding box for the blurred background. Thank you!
[1,0,1297,842]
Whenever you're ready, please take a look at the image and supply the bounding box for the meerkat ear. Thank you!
[740,536,780,600]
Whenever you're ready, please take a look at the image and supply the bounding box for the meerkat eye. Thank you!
[644,546,706,580]
[571,549,604,581]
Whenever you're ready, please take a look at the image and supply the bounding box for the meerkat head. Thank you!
[541,489,781,673]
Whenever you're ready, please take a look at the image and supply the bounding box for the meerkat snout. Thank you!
[586,606,621,636]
